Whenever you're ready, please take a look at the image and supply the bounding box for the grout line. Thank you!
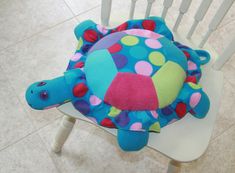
[0,4,101,54]
[0,130,36,152]
[62,0,101,22]
[210,122,235,143]
[0,16,78,54]
[226,78,235,94]
[0,2,101,155]
[0,65,39,128]
[62,0,101,18]
[62,0,77,17]
[74,4,101,17]
[0,63,58,131]
[218,19,235,30]
[224,70,235,93]
[0,65,63,150]
[0,116,63,152]
[37,131,63,173]
[72,4,101,23]
[37,128,63,173]
[0,115,62,173]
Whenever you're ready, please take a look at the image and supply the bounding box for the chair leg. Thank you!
[167,160,181,173]
[101,0,112,26]
[51,115,76,153]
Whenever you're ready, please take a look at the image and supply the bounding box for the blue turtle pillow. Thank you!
[26,17,210,151]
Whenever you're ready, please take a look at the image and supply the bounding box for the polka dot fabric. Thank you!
[66,17,210,134]
[105,31,175,77]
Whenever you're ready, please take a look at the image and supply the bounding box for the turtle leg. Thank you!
[117,129,149,151]
[179,82,210,119]
[74,20,100,40]
[189,89,210,119]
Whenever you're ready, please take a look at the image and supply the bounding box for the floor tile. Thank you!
[208,20,235,55]
[0,67,35,150]
[181,124,235,173]
[0,133,58,173]
[226,53,235,70]
[39,118,169,173]
[222,63,235,89]
[64,0,100,16]
[0,18,79,129]
[211,78,235,140]
[0,0,73,51]
[76,6,101,24]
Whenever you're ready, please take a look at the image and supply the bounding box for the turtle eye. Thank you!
[37,81,46,86]
[39,90,49,100]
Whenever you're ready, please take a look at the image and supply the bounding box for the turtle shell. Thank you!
[68,27,202,133]
[84,29,187,111]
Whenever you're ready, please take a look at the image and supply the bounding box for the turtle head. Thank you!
[26,69,85,110]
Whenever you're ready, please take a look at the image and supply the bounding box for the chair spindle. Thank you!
[173,0,192,31]
[187,0,213,39]
[199,0,234,47]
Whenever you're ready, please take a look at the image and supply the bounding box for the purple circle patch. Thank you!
[115,111,130,127]
[162,106,173,115]
[112,54,128,69]
[73,100,90,115]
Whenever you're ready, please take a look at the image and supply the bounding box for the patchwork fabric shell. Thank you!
[67,17,209,133]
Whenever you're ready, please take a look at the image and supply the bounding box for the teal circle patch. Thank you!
[129,46,148,59]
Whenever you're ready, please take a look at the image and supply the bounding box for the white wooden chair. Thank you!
[52,0,235,172]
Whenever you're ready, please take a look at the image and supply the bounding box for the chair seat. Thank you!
[58,32,224,162]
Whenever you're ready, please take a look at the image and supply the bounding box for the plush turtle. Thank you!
[25,17,210,151]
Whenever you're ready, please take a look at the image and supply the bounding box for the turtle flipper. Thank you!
[74,20,98,40]
[117,129,149,151]
[178,82,210,119]
[189,87,210,119]
[73,20,110,56]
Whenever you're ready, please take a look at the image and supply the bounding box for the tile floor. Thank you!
[0,0,234,172]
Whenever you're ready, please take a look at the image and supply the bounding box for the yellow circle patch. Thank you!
[121,35,139,46]
[149,51,165,66]
[77,37,83,50]
[108,107,121,117]
[188,82,202,90]
[149,122,160,132]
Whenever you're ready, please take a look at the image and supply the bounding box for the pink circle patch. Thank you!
[188,60,197,70]
[89,95,102,106]
[70,53,82,62]
[96,24,108,34]
[87,116,98,124]
[190,92,201,108]
[135,61,153,76]
[150,111,158,119]
[130,122,142,131]
[145,39,162,49]
[124,29,162,40]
